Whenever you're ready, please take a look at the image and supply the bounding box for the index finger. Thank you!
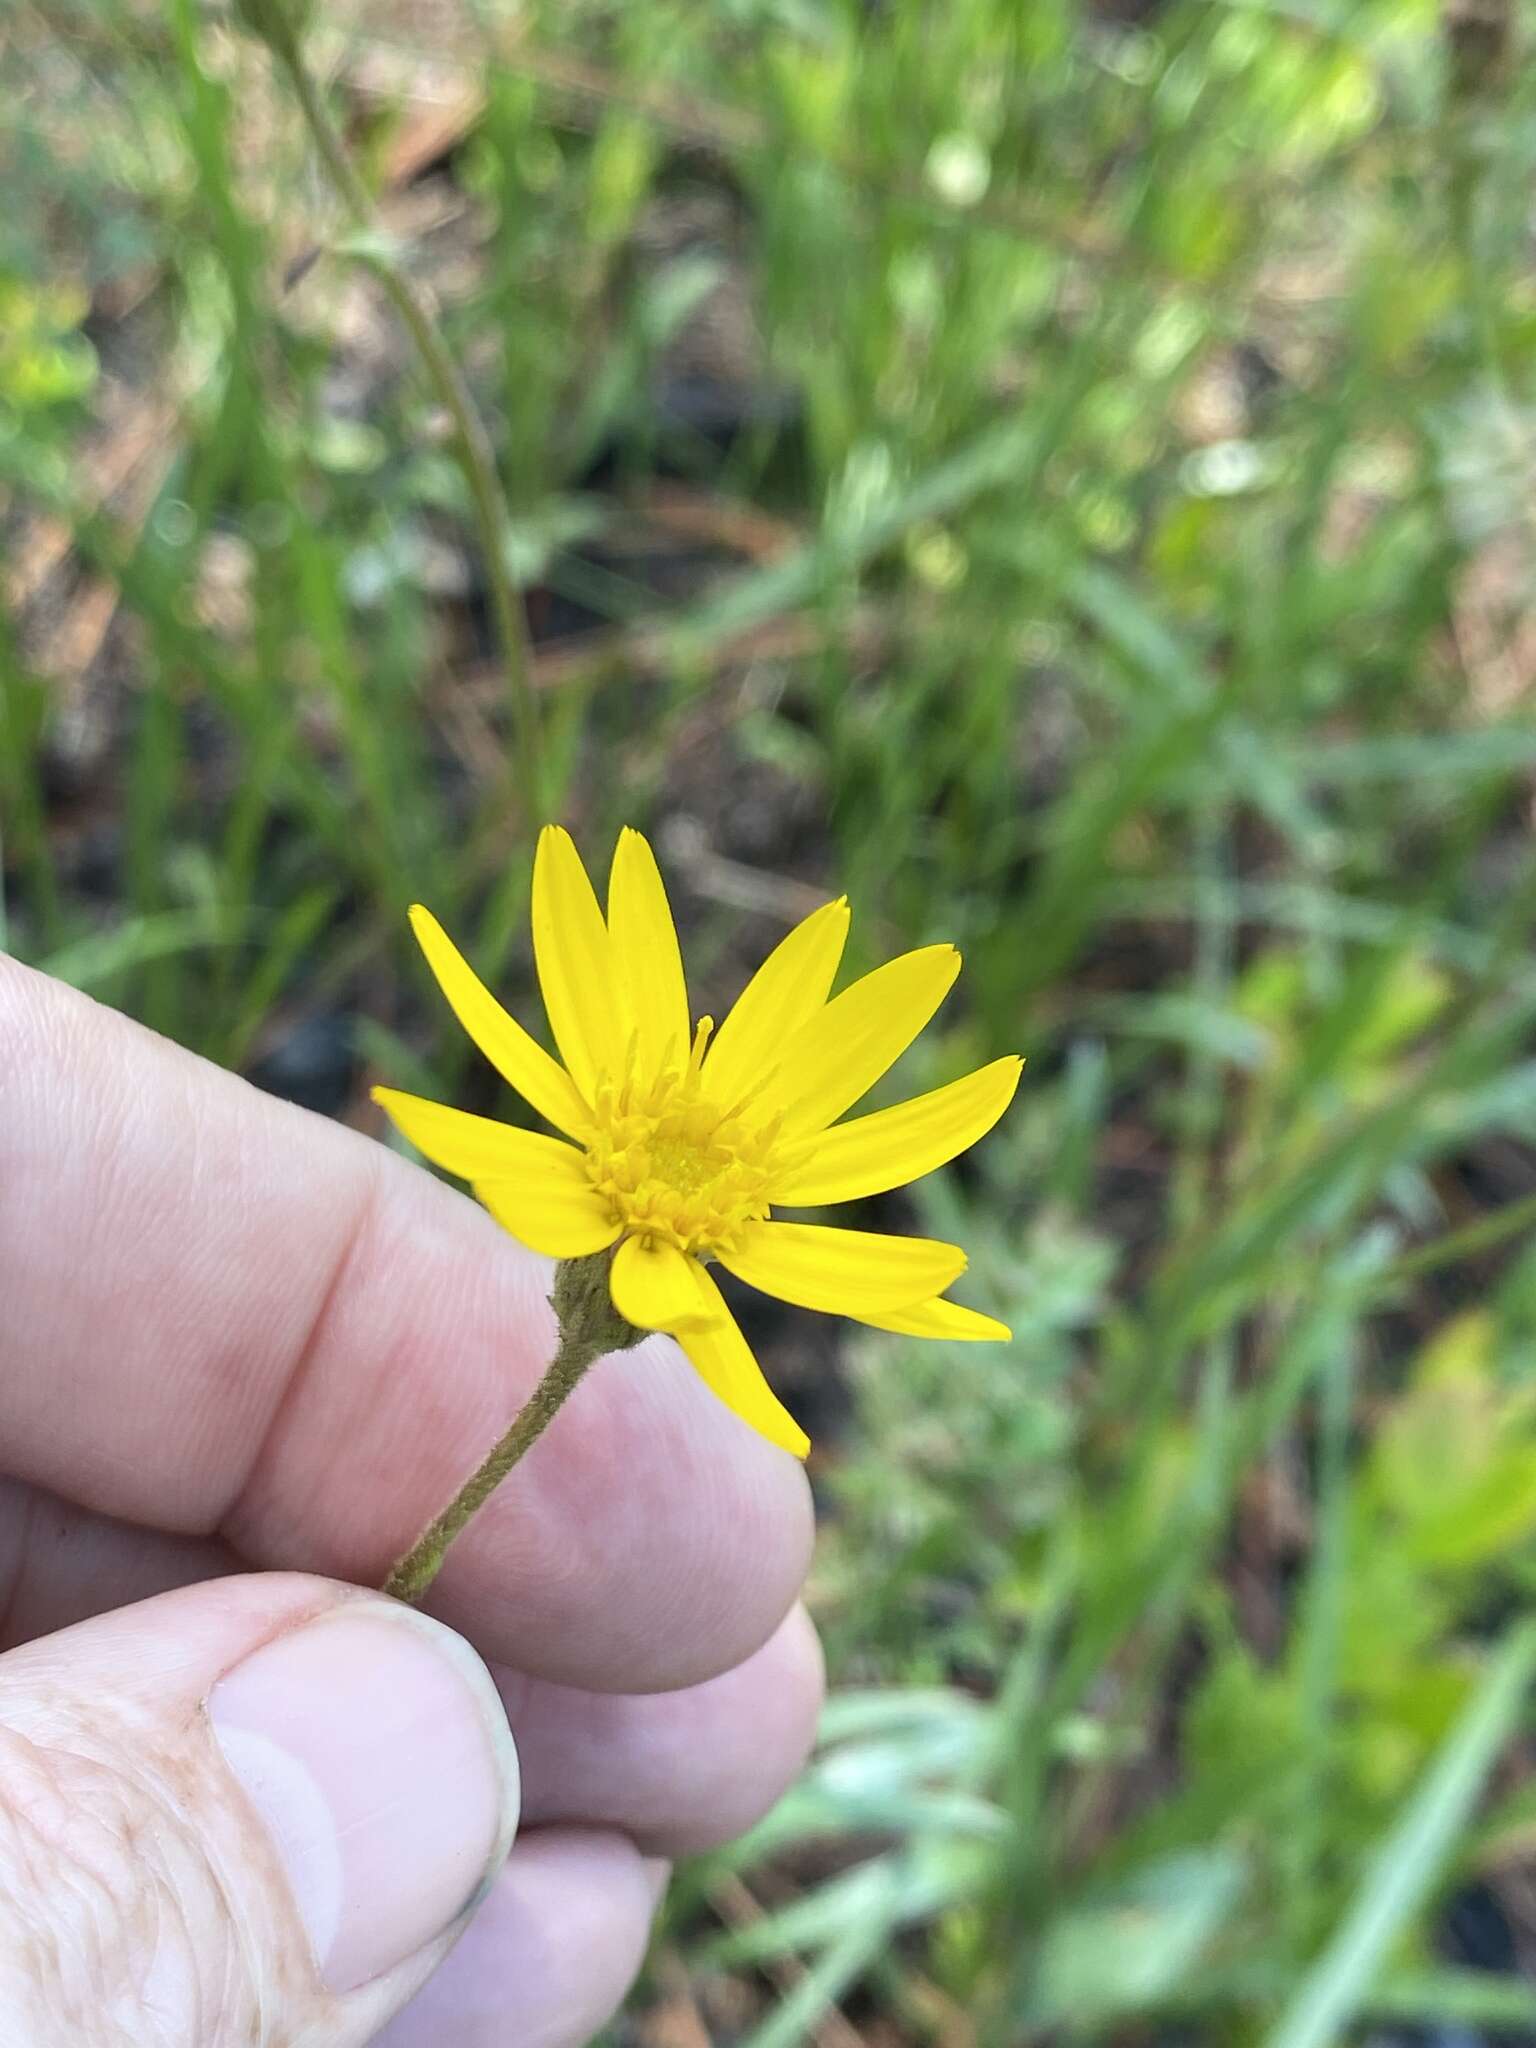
[0,955,813,1691]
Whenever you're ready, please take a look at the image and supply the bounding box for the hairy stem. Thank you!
[384,1253,642,1605]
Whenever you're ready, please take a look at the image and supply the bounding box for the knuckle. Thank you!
[0,1702,305,2048]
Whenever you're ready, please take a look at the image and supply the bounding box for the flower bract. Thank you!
[374,826,1021,1457]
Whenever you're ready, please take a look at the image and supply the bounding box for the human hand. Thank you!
[0,953,821,2046]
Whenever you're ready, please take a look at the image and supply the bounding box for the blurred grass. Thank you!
[8,0,1536,2041]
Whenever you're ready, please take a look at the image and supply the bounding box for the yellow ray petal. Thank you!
[408,906,591,1137]
[856,1296,1013,1342]
[759,944,961,1137]
[770,1056,1023,1206]
[607,827,690,1081]
[719,1219,966,1315]
[474,1168,621,1259]
[372,1086,590,1186]
[532,825,621,1101]
[676,1264,810,1458]
[610,1235,713,1331]
[704,896,851,1108]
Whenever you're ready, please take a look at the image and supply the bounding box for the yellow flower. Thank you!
[374,826,1021,1458]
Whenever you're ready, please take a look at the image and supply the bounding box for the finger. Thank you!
[0,1573,519,2048]
[0,1476,237,1651]
[0,1480,823,1859]
[0,956,813,1691]
[510,1602,824,1855]
[373,1830,668,2048]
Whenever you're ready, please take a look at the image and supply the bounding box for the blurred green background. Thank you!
[8,0,1536,2041]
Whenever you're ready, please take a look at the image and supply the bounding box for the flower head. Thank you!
[374,826,1021,1457]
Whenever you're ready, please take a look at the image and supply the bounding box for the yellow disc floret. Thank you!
[583,1018,782,1257]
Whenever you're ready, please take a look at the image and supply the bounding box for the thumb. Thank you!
[0,1573,520,2047]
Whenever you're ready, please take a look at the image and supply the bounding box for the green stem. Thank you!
[384,1253,642,1604]
[270,28,548,816]
[1383,1189,1536,1288]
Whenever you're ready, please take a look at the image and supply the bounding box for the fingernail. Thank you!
[209,1600,520,1994]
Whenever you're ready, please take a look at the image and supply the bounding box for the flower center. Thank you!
[584,1020,780,1257]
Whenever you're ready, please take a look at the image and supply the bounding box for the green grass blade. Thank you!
[1264,1620,1536,2048]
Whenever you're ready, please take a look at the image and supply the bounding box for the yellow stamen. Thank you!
[584,1038,780,1258]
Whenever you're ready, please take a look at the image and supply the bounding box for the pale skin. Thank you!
[0,952,823,2046]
